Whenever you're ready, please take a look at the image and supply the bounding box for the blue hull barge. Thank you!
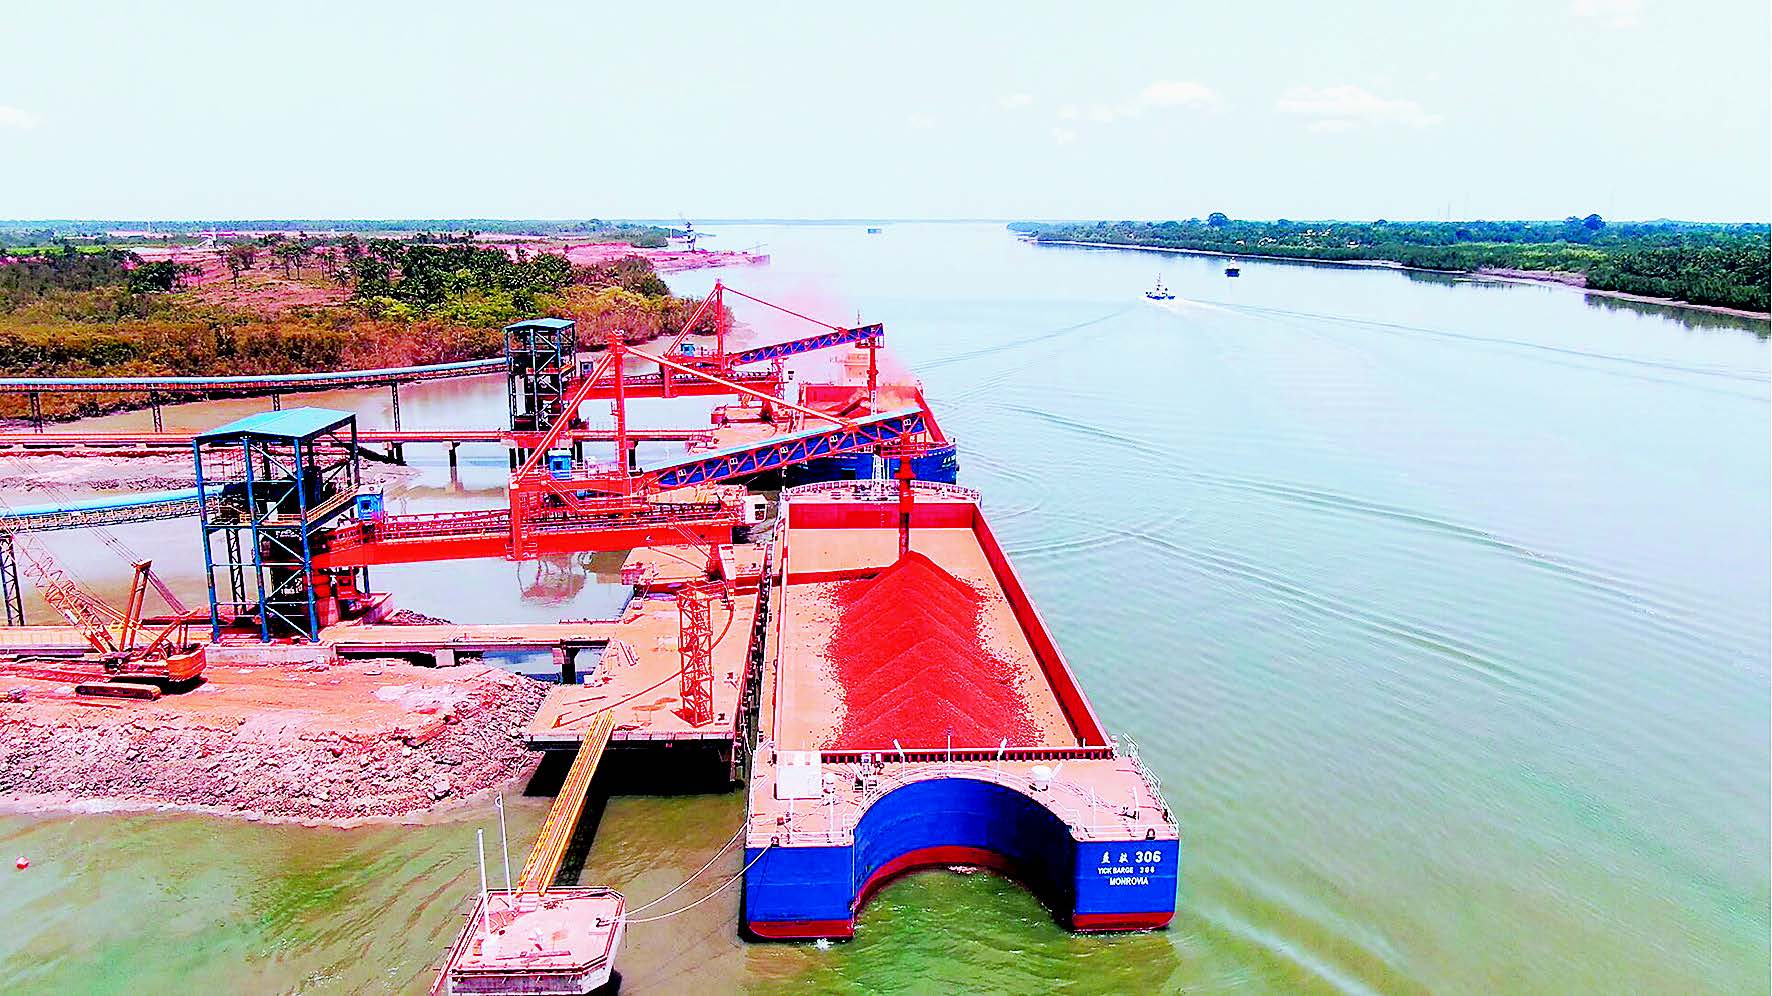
[783,378,959,486]
[743,482,1179,939]
[781,440,959,487]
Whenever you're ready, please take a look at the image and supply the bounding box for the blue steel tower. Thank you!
[192,408,364,641]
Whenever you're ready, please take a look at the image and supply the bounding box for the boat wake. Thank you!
[1147,295,1232,315]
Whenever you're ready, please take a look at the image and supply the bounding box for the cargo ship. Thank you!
[743,481,1179,938]
[782,359,960,487]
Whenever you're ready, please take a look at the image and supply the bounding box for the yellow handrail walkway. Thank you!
[517,710,615,894]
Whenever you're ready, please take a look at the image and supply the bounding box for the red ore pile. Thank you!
[826,551,1036,749]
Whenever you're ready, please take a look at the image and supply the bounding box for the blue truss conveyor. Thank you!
[638,407,928,491]
[0,486,222,533]
[726,324,883,367]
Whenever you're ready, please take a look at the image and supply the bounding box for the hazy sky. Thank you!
[4,1,1768,222]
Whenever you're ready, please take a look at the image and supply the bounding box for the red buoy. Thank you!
[15,857,28,870]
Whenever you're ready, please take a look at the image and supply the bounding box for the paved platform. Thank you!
[526,589,757,746]
[619,542,766,591]
[321,621,618,655]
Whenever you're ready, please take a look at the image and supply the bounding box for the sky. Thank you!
[3,1,1768,222]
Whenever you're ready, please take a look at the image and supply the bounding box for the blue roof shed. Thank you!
[504,317,576,333]
[194,407,356,443]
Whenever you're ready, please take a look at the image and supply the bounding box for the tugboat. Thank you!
[1144,276,1175,300]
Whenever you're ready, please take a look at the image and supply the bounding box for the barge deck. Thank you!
[743,481,1179,939]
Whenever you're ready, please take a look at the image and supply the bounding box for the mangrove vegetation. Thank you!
[1010,217,1770,313]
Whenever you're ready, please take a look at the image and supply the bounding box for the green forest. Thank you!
[1009,217,1770,313]
[0,230,711,420]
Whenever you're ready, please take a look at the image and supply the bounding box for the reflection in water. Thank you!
[1580,289,1772,336]
[518,554,592,604]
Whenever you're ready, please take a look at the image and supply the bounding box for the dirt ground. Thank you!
[131,245,348,313]
[549,240,768,272]
[0,657,546,824]
[131,240,766,316]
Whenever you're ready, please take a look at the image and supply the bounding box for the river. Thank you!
[0,223,1766,993]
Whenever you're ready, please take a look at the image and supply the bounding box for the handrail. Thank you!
[781,480,981,503]
[748,761,1179,846]
[517,712,614,894]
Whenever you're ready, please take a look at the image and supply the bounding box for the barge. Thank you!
[743,481,1179,939]
[783,358,960,487]
[434,888,625,995]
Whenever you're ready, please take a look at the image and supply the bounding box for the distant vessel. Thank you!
[866,227,883,234]
[1144,276,1175,300]
[1224,266,1240,277]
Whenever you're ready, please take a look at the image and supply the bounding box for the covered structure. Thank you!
[192,408,367,641]
[505,317,581,467]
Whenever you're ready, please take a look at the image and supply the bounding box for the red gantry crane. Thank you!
[311,285,935,569]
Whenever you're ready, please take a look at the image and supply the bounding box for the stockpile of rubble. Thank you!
[0,662,548,823]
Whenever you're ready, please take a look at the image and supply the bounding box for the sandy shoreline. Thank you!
[0,769,536,829]
[1035,239,1771,321]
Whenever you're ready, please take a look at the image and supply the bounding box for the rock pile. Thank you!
[0,666,546,823]
[825,552,1035,750]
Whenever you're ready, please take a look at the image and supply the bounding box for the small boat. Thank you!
[1144,276,1175,300]
[1224,266,1240,277]
[866,227,883,234]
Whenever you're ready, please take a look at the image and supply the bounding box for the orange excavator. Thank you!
[0,511,205,700]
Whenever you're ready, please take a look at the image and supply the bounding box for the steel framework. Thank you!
[0,535,23,626]
[505,317,581,465]
[193,408,366,641]
[677,580,717,727]
[201,285,929,572]
[0,359,506,432]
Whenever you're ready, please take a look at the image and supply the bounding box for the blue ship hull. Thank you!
[744,777,1178,939]
[780,441,959,488]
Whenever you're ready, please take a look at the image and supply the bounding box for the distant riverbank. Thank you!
[1032,238,1772,321]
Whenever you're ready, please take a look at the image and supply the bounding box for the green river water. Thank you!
[0,224,1766,994]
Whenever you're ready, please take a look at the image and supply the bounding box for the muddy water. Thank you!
[2,224,1768,993]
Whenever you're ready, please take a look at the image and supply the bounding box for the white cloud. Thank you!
[1275,84,1442,131]
[1051,126,1078,145]
[1052,80,1223,128]
[998,93,1034,109]
[1571,0,1643,28]
[1139,80,1223,110]
[0,106,41,130]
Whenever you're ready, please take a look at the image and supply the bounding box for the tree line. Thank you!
[0,232,715,421]
[1010,217,1770,312]
[0,245,199,313]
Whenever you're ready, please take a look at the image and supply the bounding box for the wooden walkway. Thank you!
[517,711,615,895]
